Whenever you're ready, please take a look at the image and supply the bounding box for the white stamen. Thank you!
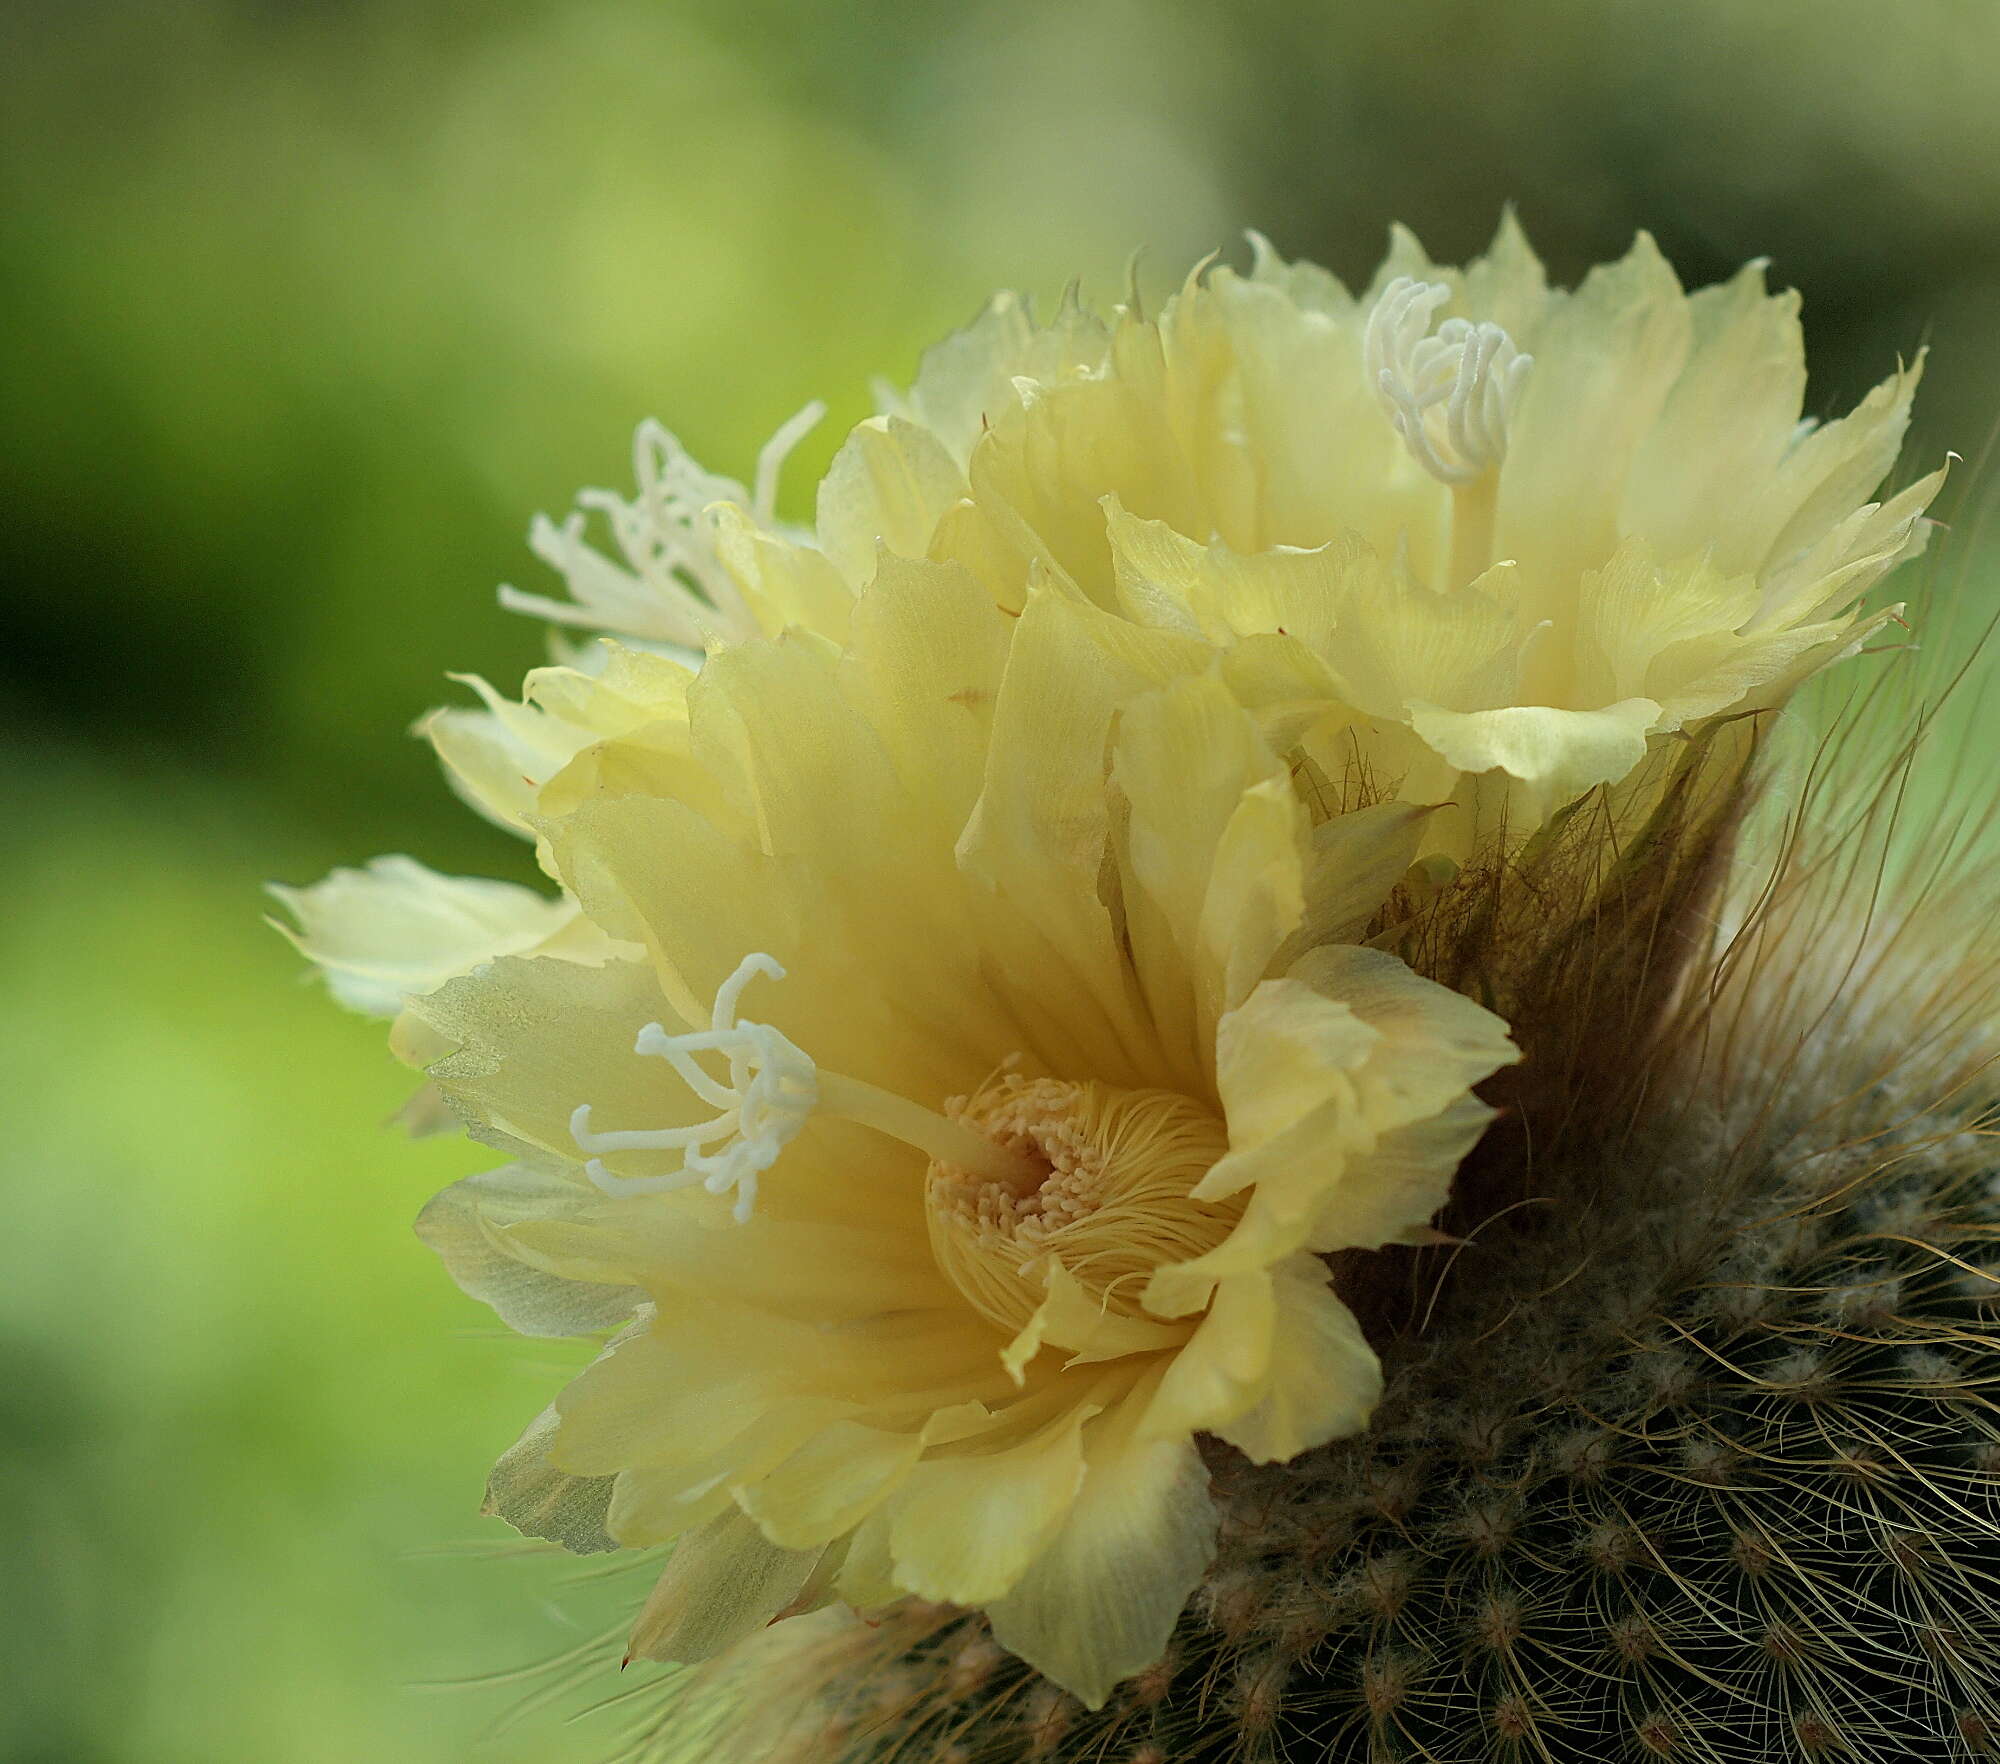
[752,400,827,527]
[498,418,770,651]
[1364,277,1532,486]
[571,953,817,1223]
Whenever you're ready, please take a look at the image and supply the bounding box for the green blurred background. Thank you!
[5,2,1999,1758]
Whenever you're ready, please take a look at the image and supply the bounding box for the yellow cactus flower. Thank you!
[889,219,1940,841]
[506,220,1935,853]
[392,568,1515,1706]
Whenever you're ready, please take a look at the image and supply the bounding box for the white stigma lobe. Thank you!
[1364,276,1532,486]
[570,952,817,1224]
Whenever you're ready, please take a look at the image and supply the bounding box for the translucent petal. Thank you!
[815,415,967,587]
[985,1369,1217,1709]
[268,855,580,1017]
[415,1161,643,1337]
[625,1509,828,1664]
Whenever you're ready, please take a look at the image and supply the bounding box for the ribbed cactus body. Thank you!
[1223,1125,1998,1761]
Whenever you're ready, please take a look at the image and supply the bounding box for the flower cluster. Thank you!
[275,218,1936,1709]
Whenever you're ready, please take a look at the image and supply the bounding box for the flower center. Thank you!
[568,956,1238,1373]
[923,1075,1233,1339]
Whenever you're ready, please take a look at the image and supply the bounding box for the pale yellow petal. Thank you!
[412,951,715,1168]
[532,719,737,836]
[502,1206,954,1326]
[959,585,1205,1088]
[551,1321,804,1480]
[1288,943,1518,1133]
[736,1421,928,1553]
[1212,1255,1381,1463]
[1150,948,1513,1308]
[543,812,1008,1134]
[884,1387,1098,1606]
[551,1308,1001,1487]
[268,855,579,1017]
[1750,465,1943,632]
[422,654,694,851]
[1202,977,1380,1186]
[1621,260,1806,570]
[1208,632,1357,757]
[708,501,855,641]
[1302,1092,1498,1253]
[1143,1268,1277,1432]
[985,1368,1217,1709]
[1112,673,1306,1069]
[1564,518,1910,738]
[1146,979,1378,1317]
[1104,500,1352,654]
[1323,556,1524,722]
[483,1401,619,1553]
[815,414,968,587]
[833,1505,901,1611]
[841,552,1012,837]
[1498,232,1691,600]
[1362,221,1453,304]
[419,671,616,842]
[966,371,1208,608]
[1210,264,1434,558]
[530,619,1026,1110]
[415,1162,642,1337]
[736,1402,993,1552]
[1244,228,1354,316]
[606,1407,843,1548]
[1201,776,1310,1024]
[1574,540,1760,709]
[1001,1257,1188,1384]
[626,1509,828,1664]
[924,491,1040,611]
[1408,696,1661,823]
[1158,274,1263,549]
[525,642,694,726]
[1644,618,1858,732]
[1459,207,1552,344]
[884,288,1110,466]
[1277,802,1437,962]
[1737,356,1925,583]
